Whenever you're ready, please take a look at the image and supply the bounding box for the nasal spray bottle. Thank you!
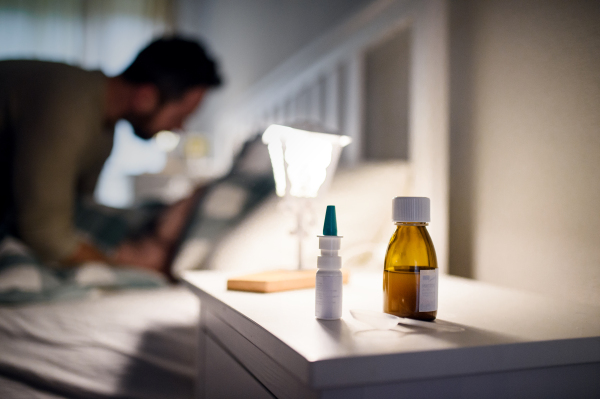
[315,206,343,320]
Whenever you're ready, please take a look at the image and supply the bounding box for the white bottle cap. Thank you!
[317,236,342,270]
[392,197,430,222]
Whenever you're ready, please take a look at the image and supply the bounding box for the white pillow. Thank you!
[208,161,411,273]
[201,183,249,220]
[74,262,117,287]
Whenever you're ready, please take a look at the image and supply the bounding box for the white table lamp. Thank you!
[262,124,351,269]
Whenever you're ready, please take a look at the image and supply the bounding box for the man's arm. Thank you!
[110,188,204,273]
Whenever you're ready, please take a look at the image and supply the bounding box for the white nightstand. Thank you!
[182,271,600,399]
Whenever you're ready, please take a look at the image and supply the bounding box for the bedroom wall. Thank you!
[448,0,600,305]
[363,26,411,161]
[175,0,374,135]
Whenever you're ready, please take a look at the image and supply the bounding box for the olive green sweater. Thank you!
[0,60,114,262]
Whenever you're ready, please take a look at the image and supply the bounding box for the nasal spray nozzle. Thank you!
[315,206,343,320]
[322,205,338,236]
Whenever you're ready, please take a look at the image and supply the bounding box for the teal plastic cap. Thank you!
[323,205,338,236]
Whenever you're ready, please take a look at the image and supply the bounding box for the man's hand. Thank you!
[112,238,169,273]
[63,241,109,266]
[62,239,167,274]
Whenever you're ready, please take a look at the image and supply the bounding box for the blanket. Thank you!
[0,236,166,304]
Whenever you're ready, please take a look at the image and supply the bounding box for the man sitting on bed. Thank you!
[0,37,222,274]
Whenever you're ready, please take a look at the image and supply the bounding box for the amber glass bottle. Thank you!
[384,197,438,321]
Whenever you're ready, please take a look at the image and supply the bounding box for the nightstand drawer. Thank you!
[203,309,315,399]
[204,334,274,399]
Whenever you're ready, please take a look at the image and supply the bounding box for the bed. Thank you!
[0,158,410,398]
[0,287,198,399]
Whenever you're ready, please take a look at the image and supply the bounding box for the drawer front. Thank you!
[205,335,275,399]
[204,309,317,399]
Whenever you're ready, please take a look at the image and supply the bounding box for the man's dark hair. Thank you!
[122,36,222,102]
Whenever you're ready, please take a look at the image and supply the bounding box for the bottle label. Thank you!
[419,269,438,312]
[315,273,343,320]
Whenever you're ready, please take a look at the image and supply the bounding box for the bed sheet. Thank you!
[0,373,66,398]
[0,287,199,399]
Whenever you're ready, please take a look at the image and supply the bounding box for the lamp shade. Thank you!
[262,124,351,199]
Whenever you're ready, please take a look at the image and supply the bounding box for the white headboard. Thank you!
[213,0,450,272]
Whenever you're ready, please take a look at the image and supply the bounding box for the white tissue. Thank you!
[75,262,117,287]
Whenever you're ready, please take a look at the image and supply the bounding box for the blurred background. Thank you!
[1,0,598,305]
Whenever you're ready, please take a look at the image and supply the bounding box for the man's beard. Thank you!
[126,113,155,141]
[131,125,154,141]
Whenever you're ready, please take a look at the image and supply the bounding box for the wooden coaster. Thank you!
[227,269,350,293]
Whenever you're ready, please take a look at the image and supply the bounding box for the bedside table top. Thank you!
[182,270,600,389]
